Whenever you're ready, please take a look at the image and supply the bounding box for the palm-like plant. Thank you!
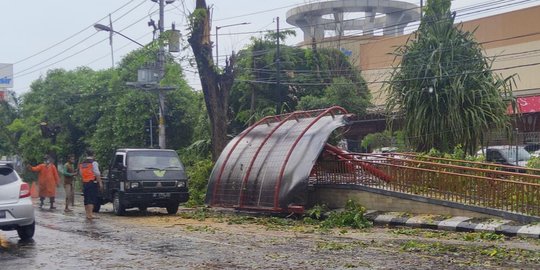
[386,0,514,155]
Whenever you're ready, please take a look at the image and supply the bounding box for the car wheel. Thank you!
[113,193,126,216]
[17,222,35,240]
[166,203,179,215]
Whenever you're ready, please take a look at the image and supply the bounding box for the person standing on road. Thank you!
[61,154,77,212]
[79,150,103,220]
[27,154,60,209]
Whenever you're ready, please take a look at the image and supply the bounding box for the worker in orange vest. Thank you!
[79,150,103,220]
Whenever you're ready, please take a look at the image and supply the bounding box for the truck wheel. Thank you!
[93,195,102,213]
[17,222,35,240]
[166,203,179,215]
[113,193,126,216]
[93,203,101,213]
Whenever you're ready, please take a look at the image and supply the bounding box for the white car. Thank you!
[477,145,531,167]
[0,162,35,240]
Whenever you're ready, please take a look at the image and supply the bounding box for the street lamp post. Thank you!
[94,24,145,48]
[94,0,175,149]
[215,22,250,66]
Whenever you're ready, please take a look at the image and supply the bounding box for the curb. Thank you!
[364,211,540,239]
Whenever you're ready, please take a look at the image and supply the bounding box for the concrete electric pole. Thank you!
[157,0,167,149]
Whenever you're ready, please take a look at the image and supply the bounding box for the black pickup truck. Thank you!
[97,148,189,215]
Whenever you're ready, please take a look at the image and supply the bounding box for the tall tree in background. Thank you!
[386,0,514,155]
[231,33,370,132]
[0,92,20,155]
[188,0,235,160]
[11,47,198,164]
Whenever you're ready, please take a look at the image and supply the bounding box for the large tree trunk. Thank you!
[188,0,235,160]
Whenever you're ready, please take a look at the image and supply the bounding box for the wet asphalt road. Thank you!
[2,188,540,269]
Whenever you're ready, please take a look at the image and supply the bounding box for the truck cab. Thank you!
[100,149,189,215]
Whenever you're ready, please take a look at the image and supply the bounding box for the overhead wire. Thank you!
[13,0,138,66]
[12,0,532,78]
[9,0,540,93]
[13,3,158,80]
[236,60,540,87]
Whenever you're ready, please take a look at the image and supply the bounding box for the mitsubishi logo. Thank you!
[153,170,166,177]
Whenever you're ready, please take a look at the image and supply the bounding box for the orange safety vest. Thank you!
[79,161,96,183]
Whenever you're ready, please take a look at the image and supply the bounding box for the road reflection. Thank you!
[0,232,36,258]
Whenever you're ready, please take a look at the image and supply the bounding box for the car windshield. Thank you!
[499,147,531,162]
[0,166,18,185]
[127,151,184,171]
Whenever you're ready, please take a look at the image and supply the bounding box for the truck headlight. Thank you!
[129,182,140,189]
[176,181,186,188]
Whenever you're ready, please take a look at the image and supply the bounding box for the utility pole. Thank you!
[149,119,154,147]
[157,0,166,149]
[108,14,115,68]
[215,25,219,65]
[275,17,281,114]
[420,0,423,21]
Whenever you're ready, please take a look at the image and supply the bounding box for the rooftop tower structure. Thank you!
[286,0,420,43]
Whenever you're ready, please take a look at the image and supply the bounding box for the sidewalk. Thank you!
[364,210,540,239]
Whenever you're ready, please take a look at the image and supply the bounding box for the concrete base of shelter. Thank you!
[308,184,540,224]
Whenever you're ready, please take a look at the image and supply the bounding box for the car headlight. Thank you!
[176,181,186,188]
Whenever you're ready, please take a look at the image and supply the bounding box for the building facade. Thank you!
[288,2,540,147]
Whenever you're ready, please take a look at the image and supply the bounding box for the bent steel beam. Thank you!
[324,143,393,183]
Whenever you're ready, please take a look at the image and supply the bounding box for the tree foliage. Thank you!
[230,33,370,132]
[12,47,200,165]
[386,0,514,155]
[0,92,20,155]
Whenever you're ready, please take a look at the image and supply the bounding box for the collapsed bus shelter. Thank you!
[205,107,350,213]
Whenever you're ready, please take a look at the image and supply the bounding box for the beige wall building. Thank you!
[352,5,540,107]
[295,5,540,143]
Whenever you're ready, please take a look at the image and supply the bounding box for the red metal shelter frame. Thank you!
[211,107,349,209]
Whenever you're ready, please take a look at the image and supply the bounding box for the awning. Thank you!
[508,96,540,114]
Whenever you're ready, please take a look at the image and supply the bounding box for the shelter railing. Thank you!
[311,153,540,217]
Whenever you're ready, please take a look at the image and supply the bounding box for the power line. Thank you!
[224,0,539,58]
[13,4,158,81]
[238,43,540,76]
[11,0,540,93]
[2,0,141,72]
[11,0,533,77]
[235,59,540,86]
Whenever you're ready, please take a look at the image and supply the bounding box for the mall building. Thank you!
[287,1,540,148]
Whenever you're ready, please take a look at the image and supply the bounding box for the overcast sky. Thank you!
[2,0,539,96]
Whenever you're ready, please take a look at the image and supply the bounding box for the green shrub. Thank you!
[320,200,372,229]
[306,203,329,220]
[185,158,214,207]
[526,156,540,174]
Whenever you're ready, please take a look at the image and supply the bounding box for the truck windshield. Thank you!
[127,151,184,171]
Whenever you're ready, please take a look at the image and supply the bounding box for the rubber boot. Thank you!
[50,197,56,210]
